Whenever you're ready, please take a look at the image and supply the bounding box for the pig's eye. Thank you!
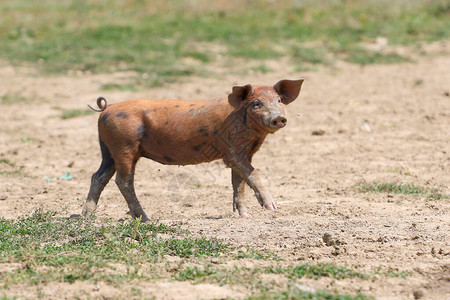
[277,98,282,103]
[252,100,262,109]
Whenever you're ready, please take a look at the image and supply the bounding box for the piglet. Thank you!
[82,79,304,221]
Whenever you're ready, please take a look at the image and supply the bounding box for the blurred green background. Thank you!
[0,0,448,86]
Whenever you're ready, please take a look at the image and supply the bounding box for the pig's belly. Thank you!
[140,137,223,166]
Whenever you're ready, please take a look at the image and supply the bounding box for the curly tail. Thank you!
[87,96,108,112]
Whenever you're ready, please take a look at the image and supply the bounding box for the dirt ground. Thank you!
[0,41,449,299]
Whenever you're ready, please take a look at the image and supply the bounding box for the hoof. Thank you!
[81,201,97,215]
[239,211,251,218]
[264,203,277,210]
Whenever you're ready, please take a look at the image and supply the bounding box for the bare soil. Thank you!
[0,41,449,299]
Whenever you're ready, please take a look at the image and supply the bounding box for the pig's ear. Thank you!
[228,84,253,109]
[273,79,304,105]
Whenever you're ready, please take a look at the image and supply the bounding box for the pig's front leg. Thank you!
[232,170,250,218]
[226,157,277,211]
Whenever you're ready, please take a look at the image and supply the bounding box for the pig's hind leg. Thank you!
[114,149,151,222]
[82,137,116,215]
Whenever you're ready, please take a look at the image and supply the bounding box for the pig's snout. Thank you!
[270,115,287,129]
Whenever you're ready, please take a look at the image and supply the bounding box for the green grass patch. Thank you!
[344,49,411,65]
[248,288,373,300]
[101,83,138,92]
[174,265,265,288]
[251,64,274,74]
[0,167,29,178]
[384,269,412,278]
[61,109,96,119]
[357,181,449,201]
[0,0,448,84]
[358,182,428,194]
[235,249,282,261]
[174,263,369,289]
[0,158,15,166]
[0,210,228,285]
[265,263,369,280]
[357,181,448,200]
[1,94,28,105]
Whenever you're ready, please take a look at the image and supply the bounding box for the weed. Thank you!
[265,263,369,280]
[385,269,412,278]
[235,249,282,261]
[174,266,262,288]
[426,192,449,201]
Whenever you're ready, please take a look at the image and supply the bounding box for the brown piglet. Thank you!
[82,79,304,221]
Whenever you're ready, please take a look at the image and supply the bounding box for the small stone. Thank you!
[312,129,325,136]
[413,290,424,299]
[294,283,315,293]
[323,233,335,246]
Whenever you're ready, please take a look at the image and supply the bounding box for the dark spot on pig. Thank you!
[189,104,195,107]
[175,105,179,108]
[193,145,201,151]
[199,127,209,136]
[165,121,169,125]
[144,109,150,114]
[164,156,174,163]
[137,125,145,138]
[116,112,129,119]
[101,112,110,124]
[163,107,167,110]
[189,108,194,113]
[212,129,218,136]
[153,109,157,112]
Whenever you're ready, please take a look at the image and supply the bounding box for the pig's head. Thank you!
[228,79,304,134]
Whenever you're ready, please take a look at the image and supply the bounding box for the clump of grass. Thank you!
[1,94,28,105]
[357,181,449,200]
[61,109,96,119]
[248,289,373,300]
[175,263,369,289]
[385,269,412,278]
[0,167,29,178]
[174,266,218,282]
[235,249,282,261]
[265,263,369,280]
[0,210,229,285]
[174,265,264,288]
[0,158,15,166]
[358,182,428,194]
